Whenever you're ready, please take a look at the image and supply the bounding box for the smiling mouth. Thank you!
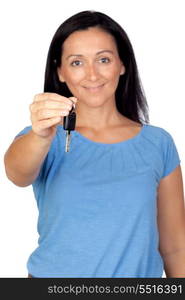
[83,84,105,91]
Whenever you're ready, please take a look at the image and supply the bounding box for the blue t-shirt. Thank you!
[15,123,181,278]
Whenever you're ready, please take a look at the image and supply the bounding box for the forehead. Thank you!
[62,27,117,54]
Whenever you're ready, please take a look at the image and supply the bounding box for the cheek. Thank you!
[63,70,84,97]
[101,64,121,80]
[64,69,84,85]
[103,71,120,92]
[110,66,122,79]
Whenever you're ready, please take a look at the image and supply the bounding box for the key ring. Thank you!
[69,101,76,113]
[69,98,76,111]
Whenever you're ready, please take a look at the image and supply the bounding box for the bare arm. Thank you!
[4,130,53,187]
[157,165,185,277]
[4,93,77,187]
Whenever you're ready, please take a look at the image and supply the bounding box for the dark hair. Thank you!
[44,10,149,124]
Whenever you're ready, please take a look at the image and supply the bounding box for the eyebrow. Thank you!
[66,50,114,60]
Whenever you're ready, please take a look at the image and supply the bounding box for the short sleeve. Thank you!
[161,131,181,179]
[14,125,32,138]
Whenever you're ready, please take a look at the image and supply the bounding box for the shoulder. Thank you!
[123,119,172,141]
[128,120,174,145]
[143,123,174,143]
[142,124,180,166]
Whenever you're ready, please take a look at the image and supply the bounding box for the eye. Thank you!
[71,60,82,67]
[99,57,110,63]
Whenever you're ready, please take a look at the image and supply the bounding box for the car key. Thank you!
[63,102,76,152]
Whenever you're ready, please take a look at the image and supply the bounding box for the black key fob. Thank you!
[63,106,76,131]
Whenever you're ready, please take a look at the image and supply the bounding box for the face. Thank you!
[57,27,125,107]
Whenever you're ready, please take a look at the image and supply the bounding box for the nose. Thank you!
[86,63,99,81]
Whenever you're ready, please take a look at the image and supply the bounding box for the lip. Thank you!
[83,84,105,92]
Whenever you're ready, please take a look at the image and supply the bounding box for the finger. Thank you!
[35,117,63,131]
[35,109,70,121]
[33,93,64,102]
[33,93,77,105]
[30,100,72,113]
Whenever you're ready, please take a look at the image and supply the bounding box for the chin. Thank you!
[80,95,111,107]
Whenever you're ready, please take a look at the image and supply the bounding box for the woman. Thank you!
[4,10,185,278]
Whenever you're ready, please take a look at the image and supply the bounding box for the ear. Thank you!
[120,64,126,76]
[57,67,65,82]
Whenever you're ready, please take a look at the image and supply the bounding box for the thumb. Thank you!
[69,97,78,104]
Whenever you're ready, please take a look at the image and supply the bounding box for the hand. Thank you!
[29,93,77,139]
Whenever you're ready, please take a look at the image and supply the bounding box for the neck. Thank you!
[75,99,126,130]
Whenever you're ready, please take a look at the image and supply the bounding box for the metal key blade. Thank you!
[63,101,76,153]
[65,130,71,152]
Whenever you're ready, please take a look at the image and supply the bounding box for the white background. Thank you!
[0,0,184,277]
